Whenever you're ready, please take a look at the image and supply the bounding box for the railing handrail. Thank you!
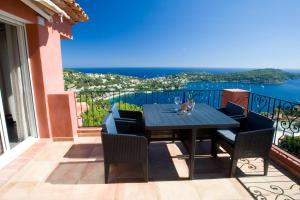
[74,89,222,93]
[249,92,300,106]
[74,89,300,107]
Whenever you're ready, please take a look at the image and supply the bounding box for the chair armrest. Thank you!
[119,110,143,120]
[230,114,245,120]
[234,128,275,157]
[114,117,139,123]
[101,133,148,163]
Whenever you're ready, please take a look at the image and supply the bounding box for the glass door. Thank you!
[0,19,36,151]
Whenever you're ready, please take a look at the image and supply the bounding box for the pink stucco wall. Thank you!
[39,22,65,94]
[0,1,77,139]
[0,0,37,23]
[27,19,74,139]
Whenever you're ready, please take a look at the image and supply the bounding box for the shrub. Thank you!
[117,102,142,112]
[81,100,142,126]
[278,136,300,158]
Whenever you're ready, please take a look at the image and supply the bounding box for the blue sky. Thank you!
[62,0,300,69]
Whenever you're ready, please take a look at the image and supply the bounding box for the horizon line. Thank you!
[64,66,300,70]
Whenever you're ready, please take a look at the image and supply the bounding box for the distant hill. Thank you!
[174,68,300,84]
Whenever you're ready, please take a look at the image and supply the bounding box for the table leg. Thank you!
[189,129,196,180]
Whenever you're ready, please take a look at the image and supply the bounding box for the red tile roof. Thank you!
[52,0,89,23]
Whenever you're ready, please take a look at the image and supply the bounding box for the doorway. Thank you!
[0,19,37,153]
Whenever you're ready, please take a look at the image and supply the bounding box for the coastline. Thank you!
[66,68,300,102]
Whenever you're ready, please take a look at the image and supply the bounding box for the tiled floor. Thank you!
[0,137,299,200]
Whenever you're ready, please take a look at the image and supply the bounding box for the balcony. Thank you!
[0,89,299,199]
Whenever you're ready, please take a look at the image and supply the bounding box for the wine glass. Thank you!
[174,96,182,111]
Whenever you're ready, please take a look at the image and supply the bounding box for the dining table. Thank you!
[143,103,240,179]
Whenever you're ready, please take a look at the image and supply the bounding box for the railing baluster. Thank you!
[74,93,79,128]
[151,91,154,104]
[80,93,83,127]
[212,90,216,108]
[124,91,127,110]
[219,90,222,108]
[208,90,211,106]
[145,91,148,104]
[274,99,282,144]
[112,91,115,104]
[85,93,90,127]
[118,91,121,107]
[251,93,254,111]
[91,92,95,126]
[271,97,276,119]
[267,96,271,118]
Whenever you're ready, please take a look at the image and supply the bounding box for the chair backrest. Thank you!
[241,111,274,131]
[235,112,275,158]
[225,102,245,116]
[102,113,118,134]
[110,103,120,118]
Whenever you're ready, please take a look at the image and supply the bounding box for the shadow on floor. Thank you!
[46,161,105,184]
[47,141,233,184]
[64,143,103,160]
[235,159,300,200]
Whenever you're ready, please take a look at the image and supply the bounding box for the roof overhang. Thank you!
[20,0,53,22]
[32,0,70,20]
[52,0,89,23]
[20,0,88,24]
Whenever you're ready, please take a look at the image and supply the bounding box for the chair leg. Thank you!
[146,130,151,144]
[229,158,238,177]
[142,162,149,182]
[104,162,110,184]
[263,157,270,176]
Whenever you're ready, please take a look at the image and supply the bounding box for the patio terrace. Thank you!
[0,136,299,200]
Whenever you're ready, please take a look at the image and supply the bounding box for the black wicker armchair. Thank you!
[194,102,245,145]
[213,111,275,177]
[218,101,245,120]
[101,113,149,183]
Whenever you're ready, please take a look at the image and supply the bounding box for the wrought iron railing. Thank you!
[74,89,299,157]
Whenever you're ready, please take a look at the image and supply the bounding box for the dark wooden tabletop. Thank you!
[143,103,240,130]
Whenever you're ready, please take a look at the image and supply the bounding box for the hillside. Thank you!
[176,68,300,84]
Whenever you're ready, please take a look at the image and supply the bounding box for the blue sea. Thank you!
[67,67,300,102]
[68,67,251,78]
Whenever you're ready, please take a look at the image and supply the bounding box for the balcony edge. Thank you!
[270,145,300,179]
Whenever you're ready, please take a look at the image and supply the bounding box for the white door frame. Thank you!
[0,90,10,153]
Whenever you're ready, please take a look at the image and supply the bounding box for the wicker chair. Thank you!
[101,113,148,183]
[218,101,245,120]
[213,111,275,177]
[194,102,245,148]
